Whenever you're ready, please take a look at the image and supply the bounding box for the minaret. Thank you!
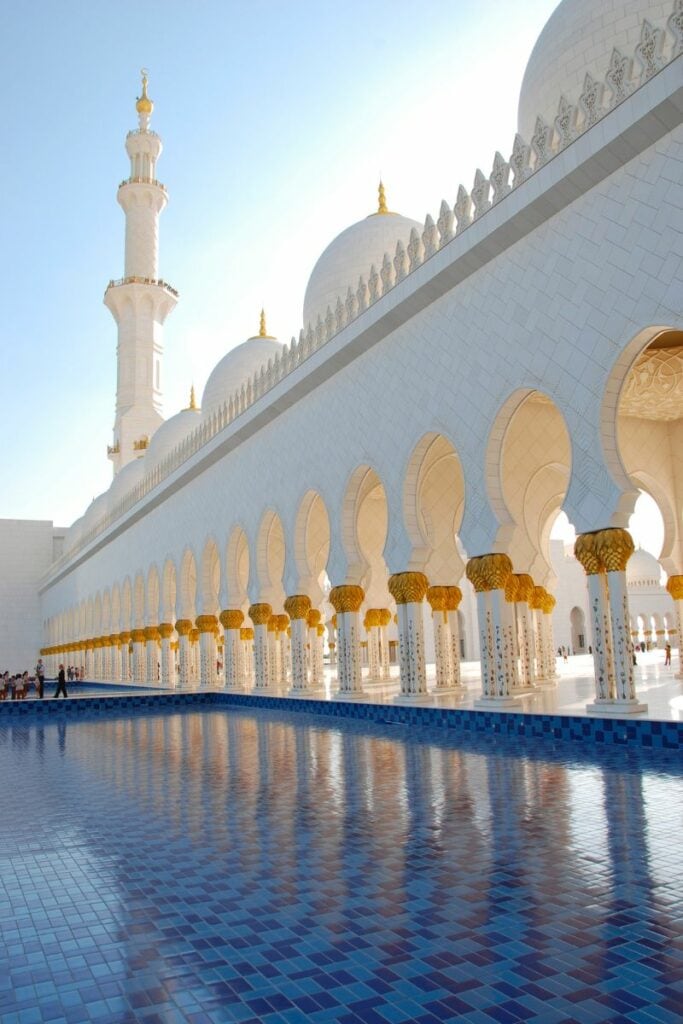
[104,70,177,474]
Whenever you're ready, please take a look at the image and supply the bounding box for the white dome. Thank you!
[517,0,669,141]
[107,458,146,515]
[145,407,201,472]
[303,202,422,330]
[201,334,284,421]
[627,548,663,588]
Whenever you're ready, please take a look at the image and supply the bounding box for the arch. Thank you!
[225,527,249,609]
[402,432,466,581]
[569,606,586,653]
[178,548,198,620]
[133,572,145,627]
[111,585,121,632]
[199,537,220,616]
[487,390,572,572]
[340,465,389,593]
[102,589,112,632]
[254,510,286,608]
[121,576,132,630]
[161,559,177,623]
[147,564,161,625]
[94,593,103,635]
[292,490,331,603]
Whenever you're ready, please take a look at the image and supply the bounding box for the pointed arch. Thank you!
[225,526,249,609]
[293,490,331,602]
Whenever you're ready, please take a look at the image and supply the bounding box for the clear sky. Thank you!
[0,0,660,559]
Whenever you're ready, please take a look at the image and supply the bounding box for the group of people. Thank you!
[0,659,70,700]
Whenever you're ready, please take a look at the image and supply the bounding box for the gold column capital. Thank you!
[316,623,325,637]
[514,573,534,602]
[445,586,462,611]
[504,575,519,604]
[196,614,218,634]
[284,595,311,620]
[174,619,193,637]
[595,527,634,573]
[426,586,448,612]
[466,553,512,592]
[306,608,321,628]
[329,585,365,614]
[378,608,392,626]
[144,626,160,641]
[364,608,382,627]
[666,575,683,600]
[189,628,200,642]
[388,571,429,605]
[240,627,254,641]
[220,609,244,630]
[529,586,546,611]
[574,532,602,575]
[249,603,273,626]
[119,631,132,644]
[158,622,175,639]
[131,629,146,643]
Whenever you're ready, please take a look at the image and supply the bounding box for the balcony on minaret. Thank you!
[107,442,120,456]
[133,438,149,451]
[105,277,178,298]
[119,176,167,194]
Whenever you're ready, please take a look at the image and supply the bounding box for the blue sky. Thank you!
[6,0,665,566]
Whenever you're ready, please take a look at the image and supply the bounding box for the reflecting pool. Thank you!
[0,707,681,1023]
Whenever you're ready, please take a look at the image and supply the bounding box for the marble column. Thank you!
[144,627,159,683]
[327,619,337,668]
[278,615,290,684]
[249,603,272,691]
[267,616,281,688]
[388,572,429,700]
[666,576,683,678]
[426,586,454,692]
[364,609,382,683]
[307,609,324,691]
[220,609,244,689]
[596,528,646,712]
[285,595,312,693]
[119,633,131,681]
[241,627,254,686]
[330,585,365,699]
[378,608,392,680]
[196,615,218,688]
[542,592,559,681]
[513,575,535,690]
[444,587,464,693]
[158,623,175,687]
[466,554,517,707]
[175,619,193,688]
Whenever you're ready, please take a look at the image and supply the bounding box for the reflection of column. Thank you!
[158,623,174,687]
[330,585,365,698]
[388,572,429,700]
[466,554,517,707]
[144,626,159,683]
[241,627,254,686]
[445,587,464,691]
[196,615,218,687]
[427,587,453,691]
[596,528,645,710]
[220,610,244,689]
[131,629,146,683]
[284,595,311,693]
[378,608,392,680]
[175,619,192,688]
[249,603,272,691]
[666,576,683,678]
[308,609,324,690]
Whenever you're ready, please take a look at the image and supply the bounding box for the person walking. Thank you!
[665,643,672,666]
[35,658,45,699]
[54,664,68,699]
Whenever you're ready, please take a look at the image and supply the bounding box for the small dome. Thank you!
[107,458,146,515]
[145,406,201,472]
[626,548,663,588]
[65,515,85,553]
[517,0,668,141]
[81,491,109,536]
[201,314,284,421]
[303,185,421,330]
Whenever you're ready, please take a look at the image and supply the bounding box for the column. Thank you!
[388,572,429,700]
[575,533,614,704]
[308,610,324,690]
[278,614,290,685]
[327,618,337,668]
[445,587,465,692]
[329,585,365,699]
[666,576,683,678]
[596,528,646,712]
[108,636,120,682]
[513,575,535,690]
[284,595,311,693]
[364,609,382,682]
[542,592,559,681]
[129,629,145,683]
[503,574,524,693]
[196,615,218,688]
[465,554,518,707]
[175,619,192,688]
[378,608,392,680]
[119,632,131,680]
[220,609,244,689]
[267,616,280,688]
[158,623,175,687]
[529,587,549,686]
[101,638,111,681]
[426,587,453,692]
[144,626,159,683]
[248,603,272,691]
[241,627,254,686]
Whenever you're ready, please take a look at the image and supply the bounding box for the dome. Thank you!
[107,458,146,515]
[626,548,663,588]
[517,0,668,141]
[145,405,201,472]
[81,491,109,536]
[303,184,422,330]
[65,514,85,553]
[201,313,284,421]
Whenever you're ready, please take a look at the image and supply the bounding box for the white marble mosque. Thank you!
[2,0,683,716]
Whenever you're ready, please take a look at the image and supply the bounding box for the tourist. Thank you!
[35,658,45,699]
[665,643,671,666]
[54,664,68,699]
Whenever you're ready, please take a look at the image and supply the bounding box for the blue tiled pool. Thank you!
[0,704,681,1023]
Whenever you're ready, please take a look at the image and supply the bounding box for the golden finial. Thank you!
[377,180,389,215]
[187,385,197,411]
[259,308,267,338]
[136,68,154,117]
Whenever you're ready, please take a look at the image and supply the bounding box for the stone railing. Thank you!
[105,276,179,298]
[119,176,167,192]
[54,6,683,574]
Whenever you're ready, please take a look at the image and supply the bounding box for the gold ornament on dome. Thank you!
[388,572,429,605]
[136,68,153,116]
[284,595,311,620]
[220,609,244,630]
[667,575,683,600]
[329,585,365,614]
[248,603,273,626]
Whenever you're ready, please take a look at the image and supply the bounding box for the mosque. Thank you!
[2,0,682,714]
